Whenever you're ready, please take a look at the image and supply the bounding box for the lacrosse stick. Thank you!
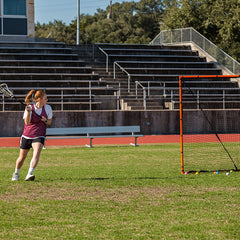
[0,83,42,119]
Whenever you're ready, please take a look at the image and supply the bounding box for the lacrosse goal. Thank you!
[179,75,240,174]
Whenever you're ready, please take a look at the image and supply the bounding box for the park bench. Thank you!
[46,125,143,148]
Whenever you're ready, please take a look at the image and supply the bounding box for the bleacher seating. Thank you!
[94,43,240,110]
[0,40,116,111]
[0,40,240,111]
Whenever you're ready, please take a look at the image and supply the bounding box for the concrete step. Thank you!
[0,53,79,60]
[113,61,215,68]
[0,72,100,80]
[106,55,206,62]
[0,47,73,54]
[95,43,192,50]
[0,41,66,48]
[3,79,107,88]
[124,68,222,75]
[0,59,86,67]
[0,66,93,74]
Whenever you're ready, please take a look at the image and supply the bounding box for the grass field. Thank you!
[183,142,240,173]
[0,144,240,239]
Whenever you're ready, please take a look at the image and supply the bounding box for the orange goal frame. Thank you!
[179,74,240,174]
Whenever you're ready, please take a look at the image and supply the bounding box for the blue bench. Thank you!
[46,125,143,148]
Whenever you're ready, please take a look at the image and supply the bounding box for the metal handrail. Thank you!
[114,61,132,92]
[135,81,146,110]
[95,45,109,72]
[2,88,240,111]
[150,27,240,74]
[134,81,240,110]
[0,84,119,111]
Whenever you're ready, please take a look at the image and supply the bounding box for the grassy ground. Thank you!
[0,144,240,239]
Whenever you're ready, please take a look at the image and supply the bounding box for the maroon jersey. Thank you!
[22,105,48,138]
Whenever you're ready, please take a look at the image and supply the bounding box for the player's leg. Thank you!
[12,149,30,181]
[25,140,44,181]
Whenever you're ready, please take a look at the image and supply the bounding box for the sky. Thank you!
[34,0,135,25]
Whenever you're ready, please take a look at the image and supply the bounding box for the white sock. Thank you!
[15,169,20,174]
[28,167,35,175]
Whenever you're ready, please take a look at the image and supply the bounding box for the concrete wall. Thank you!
[28,0,35,37]
[1,110,240,137]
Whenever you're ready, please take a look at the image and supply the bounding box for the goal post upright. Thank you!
[178,74,240,174]
[179,76,184,174]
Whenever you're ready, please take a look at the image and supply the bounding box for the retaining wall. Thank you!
[0,110,240,137]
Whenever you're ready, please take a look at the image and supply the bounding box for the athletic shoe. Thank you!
[12,172,19,181]
[25,174,35,181]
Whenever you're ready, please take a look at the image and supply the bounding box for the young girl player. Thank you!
[12,90,53,181]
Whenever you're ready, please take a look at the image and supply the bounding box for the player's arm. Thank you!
[41,105,53,126]
[24,106,32,125]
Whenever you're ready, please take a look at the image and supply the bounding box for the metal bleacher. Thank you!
[0,40,116,111]
[1,38,240,112]
[94,43,240,110]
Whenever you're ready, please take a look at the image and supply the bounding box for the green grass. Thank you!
[183,142,240,172]
[0,144,240,239]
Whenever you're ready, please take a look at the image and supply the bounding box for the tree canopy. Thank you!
[162,0,240,60]
[35,0,240,61]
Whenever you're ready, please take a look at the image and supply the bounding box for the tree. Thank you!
[34,0,240,61]
[162,0,240,60]
[35,0,165,44]
[35,20,75,44]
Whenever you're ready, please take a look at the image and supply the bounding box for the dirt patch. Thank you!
[1,185,172,203]
[2,184,238,204]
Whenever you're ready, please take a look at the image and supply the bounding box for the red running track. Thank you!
[1,134,239,147]
[0,135,180,147]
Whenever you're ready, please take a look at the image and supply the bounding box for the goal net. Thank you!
[179,75,240,174]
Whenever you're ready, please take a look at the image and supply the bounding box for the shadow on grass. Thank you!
[49,176,185,182]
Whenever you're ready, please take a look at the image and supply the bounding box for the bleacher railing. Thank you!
[0,83,121,111]
[134,82,240,110]
[93,44,110,72]
[150,27,240,75]
[135,81,147,110]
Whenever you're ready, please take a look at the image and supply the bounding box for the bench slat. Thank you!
[46,126,141,135]
[46,125,142,147]
[47,134,143,139]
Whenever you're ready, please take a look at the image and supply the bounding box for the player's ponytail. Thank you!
[25,90,45,105]
[25,90,35,105]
